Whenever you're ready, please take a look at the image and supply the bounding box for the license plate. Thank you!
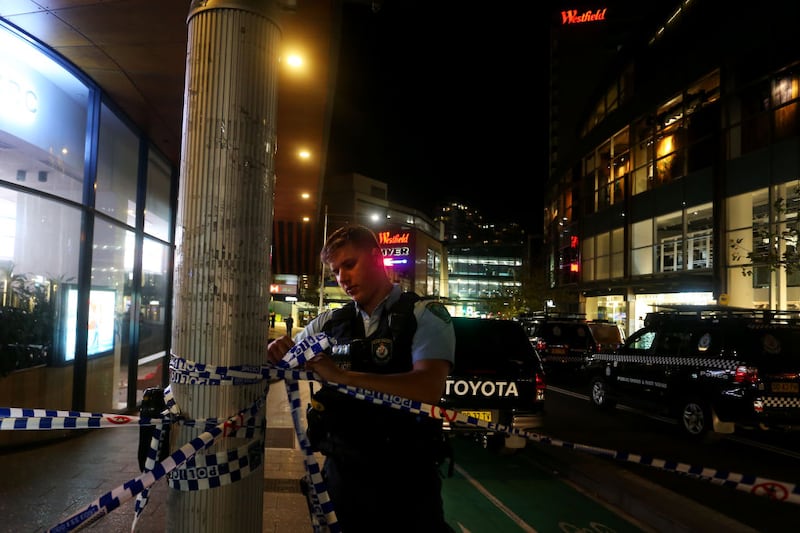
[550,346,567,355]
[771,382,799,393]
[461,410,492,422]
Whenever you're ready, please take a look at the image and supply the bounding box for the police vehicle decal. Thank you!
[762,396,800,408]
[541,355,585,363]
[590,353,742,371]
[616,375,667,388]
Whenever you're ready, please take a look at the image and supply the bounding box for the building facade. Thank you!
[0,19,176,443]
[546,1,800,336]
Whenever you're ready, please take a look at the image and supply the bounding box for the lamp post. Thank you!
[318,203,328,313]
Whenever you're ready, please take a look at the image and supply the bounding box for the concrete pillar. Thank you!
[168,1,281,531]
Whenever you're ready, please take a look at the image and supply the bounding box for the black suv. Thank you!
[520,313,624,377]
[584,305,800,437]
[439,317,546,451]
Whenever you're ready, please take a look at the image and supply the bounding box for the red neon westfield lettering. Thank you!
[561,8,607,24]
[377,231,410,245]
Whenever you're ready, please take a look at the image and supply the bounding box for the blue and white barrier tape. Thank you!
[45,407,248,532]
[4,329,799,533]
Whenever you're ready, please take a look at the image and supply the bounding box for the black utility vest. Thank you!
[311,292,443,458]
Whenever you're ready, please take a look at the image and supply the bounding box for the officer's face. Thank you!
[328,243,385,309]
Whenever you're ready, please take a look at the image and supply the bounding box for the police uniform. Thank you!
[293,284,456,532]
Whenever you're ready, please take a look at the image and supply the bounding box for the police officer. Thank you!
[267,224,455,533]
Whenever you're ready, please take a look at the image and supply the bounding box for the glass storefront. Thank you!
[0,20,175,428]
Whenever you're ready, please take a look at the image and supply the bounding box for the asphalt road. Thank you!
[540,379,800,531]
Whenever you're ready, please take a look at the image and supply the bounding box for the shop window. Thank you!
[0,25,89,203]
[96,105,140,225]
[144,150,173,241]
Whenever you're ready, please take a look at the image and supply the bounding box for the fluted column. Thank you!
[168,1,281,531]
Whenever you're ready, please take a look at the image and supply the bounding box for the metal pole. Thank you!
[318,204,328,313]
[168,1,282,531]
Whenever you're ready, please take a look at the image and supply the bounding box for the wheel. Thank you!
[679,397,711,437]
[589,376,616,409]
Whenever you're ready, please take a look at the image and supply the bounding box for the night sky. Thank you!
[326,1,552,234]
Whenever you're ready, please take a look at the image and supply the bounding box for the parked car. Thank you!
[520,313,624,378]
[439,317,546,451]
[584,305,800,438]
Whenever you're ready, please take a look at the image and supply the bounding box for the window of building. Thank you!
[425,248,441,296]
[773,71,800,141]
[686,203,713,270]
[144,149,173,242]
[584,127,629,213]
[632,116,655,195]
[631,218,653,275]
[96,105,140,224]
[0,21,177,414]
[656,210,683,272]
[686,71,721,173]
[0,25,89,203]
[611,129,629,204]
[631,72,719,195]
[652,203,713,274]
[582,236,595,282]
[611,227,625,278]
[595,232,610,279]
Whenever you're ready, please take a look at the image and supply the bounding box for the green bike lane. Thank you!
[442,437,648,533]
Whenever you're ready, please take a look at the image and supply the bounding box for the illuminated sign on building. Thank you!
[270,273,298,297]
[378,230,413,268]
[561,8,607,25]
[377,231,410,245]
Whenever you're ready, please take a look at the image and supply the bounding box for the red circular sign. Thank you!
[751,482,789,501]
[430,406,457,422]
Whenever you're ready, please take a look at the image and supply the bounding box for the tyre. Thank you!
[589,376,616,409]
[679,397,711,437]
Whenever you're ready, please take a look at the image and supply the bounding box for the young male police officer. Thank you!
[267,224,456,532]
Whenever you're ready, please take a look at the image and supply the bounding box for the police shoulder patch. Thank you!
[425,301,451,323]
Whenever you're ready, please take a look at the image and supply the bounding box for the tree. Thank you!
[730,185,800,276]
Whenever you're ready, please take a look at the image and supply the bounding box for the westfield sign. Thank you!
[561,8,607,24]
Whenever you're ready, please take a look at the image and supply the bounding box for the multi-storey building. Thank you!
[434,201,530,318]
[546,1,800,336]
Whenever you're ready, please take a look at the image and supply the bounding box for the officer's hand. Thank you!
[305,354,345,383]
[267,335,295,365]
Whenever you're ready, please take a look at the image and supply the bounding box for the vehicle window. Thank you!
[627,329,656,351]
[742,327,800,360]
[589,324,623,344]
[544,323,591,347]
[656,331,691,355]
[452,318,534,373]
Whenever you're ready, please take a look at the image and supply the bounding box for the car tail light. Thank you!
[733,365,759,384]
[534,338,547,351]
[535,372,546,401]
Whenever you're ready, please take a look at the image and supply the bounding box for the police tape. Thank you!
[44,406,253,532]
[283,376,339,532]
[5,330,798,532]
[324,381,800,506]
